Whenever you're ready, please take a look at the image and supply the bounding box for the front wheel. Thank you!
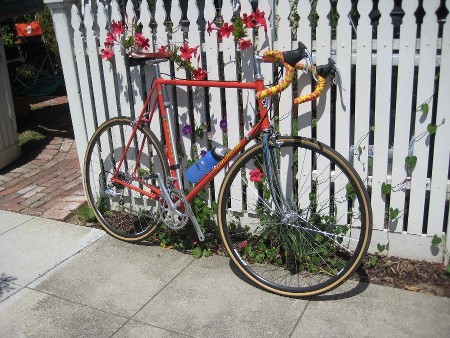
[217,136,372,297]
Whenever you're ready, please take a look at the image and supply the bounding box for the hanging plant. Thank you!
[101,18,206,80]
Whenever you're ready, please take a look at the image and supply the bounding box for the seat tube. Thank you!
[157,77,183,186]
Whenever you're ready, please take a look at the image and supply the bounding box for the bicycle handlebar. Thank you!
[255,44,336,105]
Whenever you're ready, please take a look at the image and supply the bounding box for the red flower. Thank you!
[100,47,114,60]
[249,168,264,183]
[158,45,168,53]
[134,33,150,50]
[111,20,125,36]
[218,22,234,41]
[192,67,207,80]
[240,240,248,248]
[104,32,116,47]
[252,9,267,32]
[179,43,199,61]
[207,21,216,35]
[238,38,252,51]
[243,13,255,28]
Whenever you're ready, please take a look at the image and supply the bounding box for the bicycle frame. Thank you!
[111,57,270,204]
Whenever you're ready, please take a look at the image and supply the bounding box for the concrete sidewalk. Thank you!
[0,210,449,337]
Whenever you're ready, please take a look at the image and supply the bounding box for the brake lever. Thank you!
[304,49,318,82]
[332,63,347,111]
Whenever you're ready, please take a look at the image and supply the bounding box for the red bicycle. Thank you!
[83,43,372,297]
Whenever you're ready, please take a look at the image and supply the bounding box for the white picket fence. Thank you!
[44,0,450,263]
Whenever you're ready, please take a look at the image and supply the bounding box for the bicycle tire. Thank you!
[83,117,169,242]
[217,136,372,297]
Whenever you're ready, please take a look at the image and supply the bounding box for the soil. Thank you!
[66,211,450,297]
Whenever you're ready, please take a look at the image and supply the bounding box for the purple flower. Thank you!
[200,150,207,158]
[182,124,191,136]
[219,119,227,130]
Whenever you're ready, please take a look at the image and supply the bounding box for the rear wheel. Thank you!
[217,136,372,297]
[83,117,169,242]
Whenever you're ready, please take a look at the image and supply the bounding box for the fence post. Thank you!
[43,0,87,174]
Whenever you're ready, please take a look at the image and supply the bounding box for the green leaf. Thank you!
[447,265,450,275]
[203,249,211,258]
[377,243,386,253]
[381,182,392,195]
[431,234,442,246]
[368,256,377,268]
[368,157,374,168]
[311,118,317,128]
[358,146,363,156]
[405,156,417,172]
[389,207,400,220]
[427,123,437,135]
[192,246,203,259]
[420,103,429,114]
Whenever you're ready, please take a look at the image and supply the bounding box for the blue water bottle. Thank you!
[186,147,226,183]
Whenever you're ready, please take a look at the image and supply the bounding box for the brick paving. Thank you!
[0,96,86,221]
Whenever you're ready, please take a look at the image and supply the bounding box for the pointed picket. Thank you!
[371,0,394,231]
[71,5,96,138]
[334,0,353,233]
[390,0,417,232]
[407,0,440,235]
[111,0,132,117]
[84,3,108,127]
[98,1,120,119]
[426,8,450,237]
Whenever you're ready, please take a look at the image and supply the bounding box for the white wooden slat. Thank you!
[352,1,373,230]
[71,5,97,139]
[371,0,394,231]
[426,14,450,237]
[170,0,192,189]
[407,0,440,235]
[202,1,224,201]
[111,0,132,118]
[390,0,417,233]
[221,0,242,211]
[256,0,272,53]
[187,0,208,177]
[334,0,353,232]
[84,3,108,127]
[315,0,332,214]
[126,0,145,118]
[296,0,312,211]
[276,0,295,203]
[50,3,88,171]
[97,1,120,119]
[241,0,256,143]
[140,0,162,141]
[296,0,312,138]
[353,1,372,181]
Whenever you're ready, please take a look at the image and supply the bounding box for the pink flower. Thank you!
[252,9,267,32]
[111,20,125,36]
[243,13,255,28]
[238,38,252,51]
[158,45,169,53]
[218,22,234,41]
[207,21,216,35]
[134,33,150,50]
[100,47,114,60]
[179,43,199,61]
[192,67,207,80]
[240,240,248,248]
[104,32,116,47]
[249,168,264,183]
